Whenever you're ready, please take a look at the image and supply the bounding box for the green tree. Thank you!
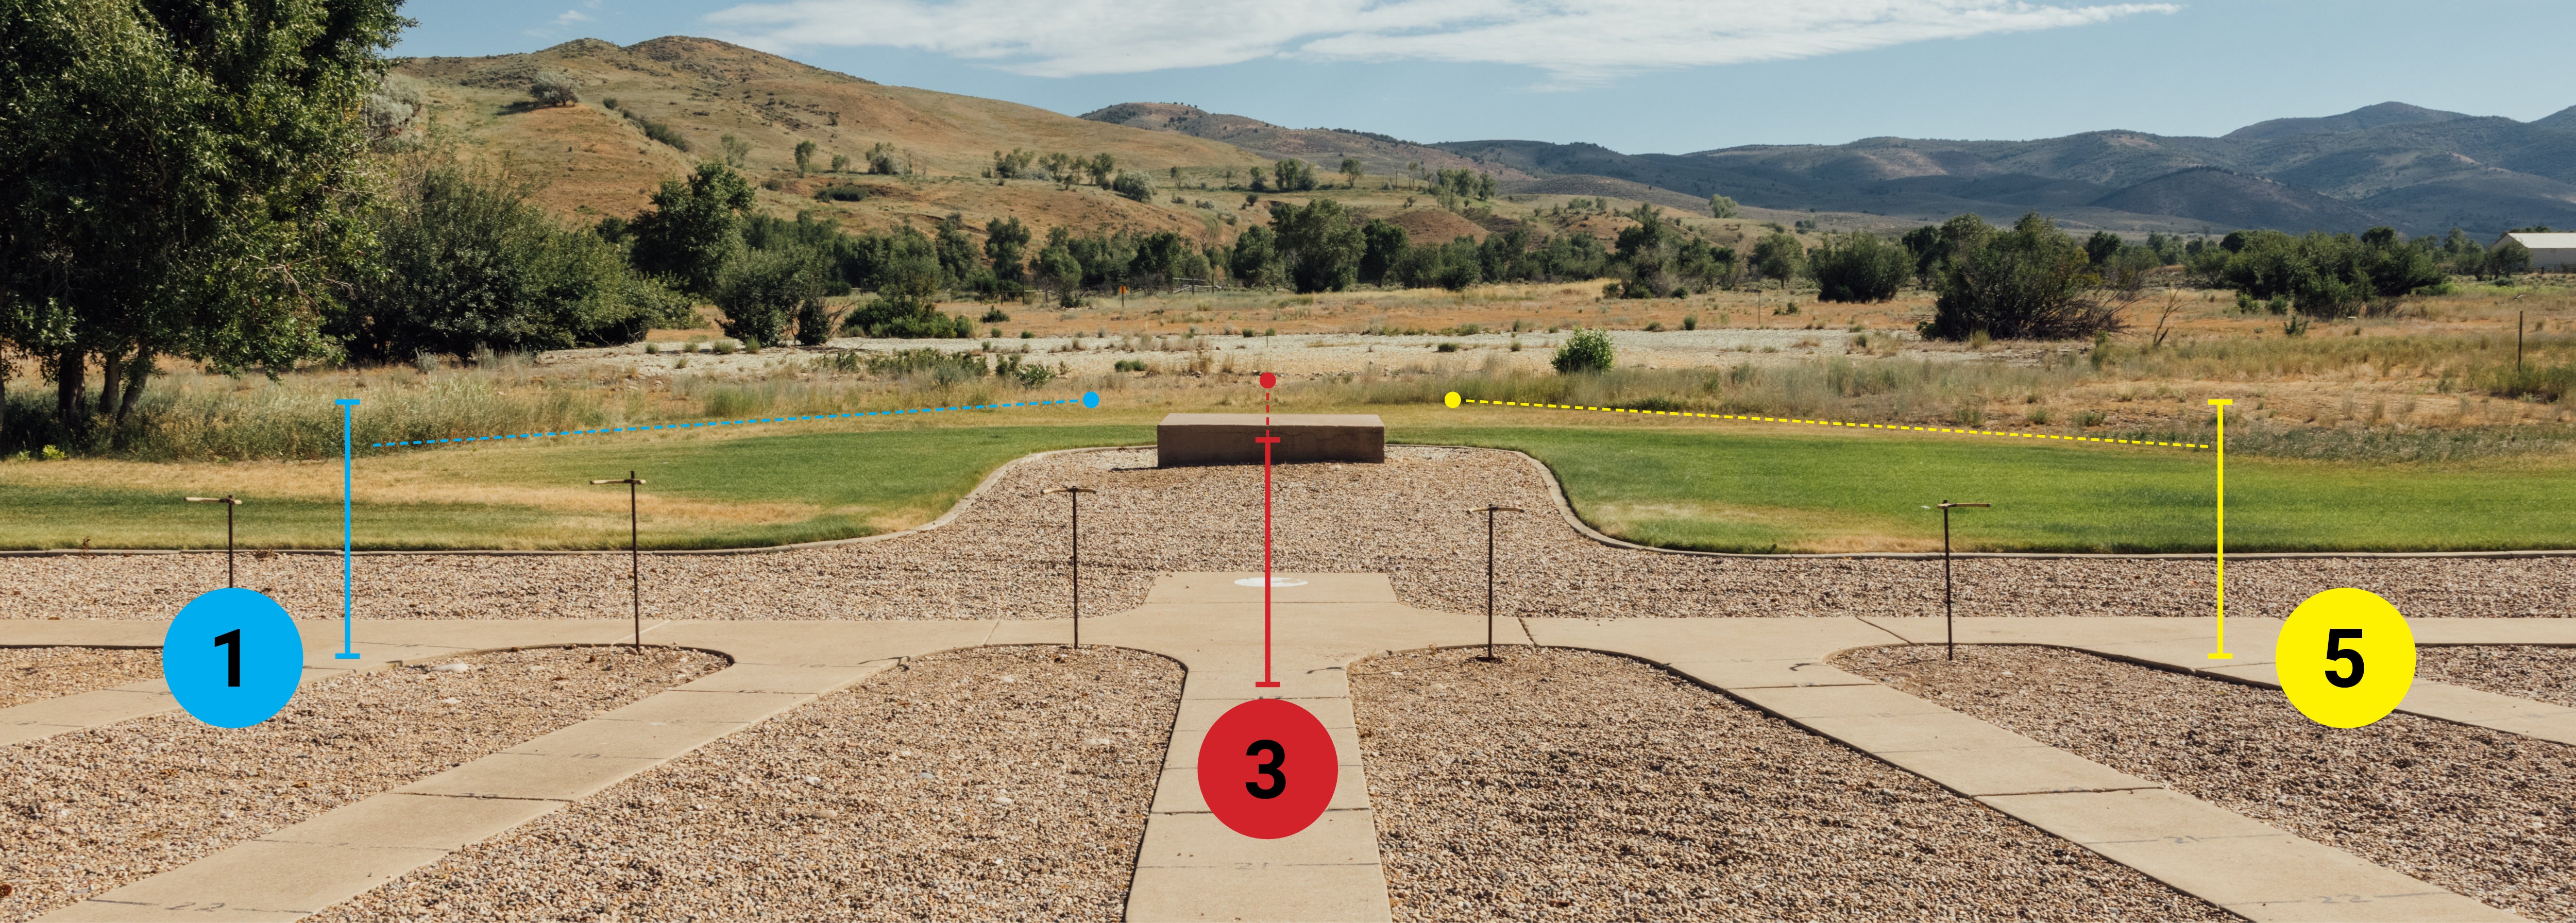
[1033,244,1083,307]
[829,152,850,173]
[865,142,898,175]
[1272,159,1318,193]
[984,217,1031,283]
[1088,152,1117,187]
[1708,194,1739,219]
[529,72,578,107]
[793,139,817,176]
[0,0,404,432]
[1359,219,1408,285]
[1340,158,1364,188]
[933,213,979,286]
[1924,212,2118,340]
[628,162,757,294]
[2488,238,2533,278]
[1751,232,1806,289]
[1269,200,1364,294]
[2083,231,2123,268]
[1808,232,1911,303]
[1229,225,1285,289]
[719,133,752,167]
[1111,172,1153,202]
[713,247,828,348]
[332,161,686,362]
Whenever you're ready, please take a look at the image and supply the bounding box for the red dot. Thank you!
[1258,372,1277,389]
[1197,698,1335,839]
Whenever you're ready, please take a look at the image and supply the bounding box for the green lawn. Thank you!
[6,415,2568,552]
[1414,423,2576,553]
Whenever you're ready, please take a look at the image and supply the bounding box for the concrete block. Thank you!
[1157,414,1384,467]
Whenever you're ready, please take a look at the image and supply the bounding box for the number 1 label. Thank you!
[163,588,305,728]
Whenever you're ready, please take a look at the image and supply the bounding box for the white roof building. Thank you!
[2497,231,2576,270]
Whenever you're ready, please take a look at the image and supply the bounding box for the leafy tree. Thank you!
[2084,231,2123,268]
[529,72,579,107]
[332,162,686,363]
[933,213,980,285]
[1809,231,1911,303]
[1750,232,1805,289]
[713,246,829,348]
[1272,159,1318,193]
[793,140,817,176]
[719,133,752,167]
[1111,172,1153,202]
[840,271,969,338]
[1229,225,1285,289]
[1269,199,1364,293]
[1708,194,1739,219]
[1359,219,1408,285]
[1340,158,1364,188]
[1552,328,1614,373]
[865,142,898,175]
[1033,244,1083,306]
[1088,152,1117,187]
[628,163,757,294]
[984,217,1031,283]
[0,0,404,431]
[2488,238,2532,278]
[1899,224,1945,286]
[1924,212,2119,340]
[829,152,850,173]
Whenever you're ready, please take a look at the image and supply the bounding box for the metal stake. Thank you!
[1044,485,1097,648]
[1923,501,1990,660]
[590,473,647,651]
[184,495,242,588]
[1465,505,1524,660]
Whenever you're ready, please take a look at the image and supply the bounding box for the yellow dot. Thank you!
[1443,391,1462,408]
[2275,588,2416,729]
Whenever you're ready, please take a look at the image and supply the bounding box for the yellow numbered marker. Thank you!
[2274,588,2415,728]
[1443,391,1462,408]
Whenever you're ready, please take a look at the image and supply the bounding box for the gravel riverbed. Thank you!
[0,647,161,710]
[318,644,1181,922]
[7,447,2571,623]
[2419,645,2576,709]
[1349,647,2231,921]
[1837,644,2576,921]
[0,645,723,921]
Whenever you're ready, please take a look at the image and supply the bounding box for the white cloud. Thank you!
[553,8,596,25]
[703,0,2178,83]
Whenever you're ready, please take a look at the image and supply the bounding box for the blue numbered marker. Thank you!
[162,588,306,728]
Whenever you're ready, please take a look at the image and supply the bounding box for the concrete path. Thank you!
[8,603,2573,921]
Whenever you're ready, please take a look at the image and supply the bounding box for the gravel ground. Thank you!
[1349,647,2232,921]
[1837,644,2576,921]
[318,644,1181,922]
[2419,645,2576,709]
[7,447,2572,622]
[0,645,724,921]
[0,647,161,710]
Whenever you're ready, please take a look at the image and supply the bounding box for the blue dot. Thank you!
[1081,391,1101,409]
[163,589,305,728]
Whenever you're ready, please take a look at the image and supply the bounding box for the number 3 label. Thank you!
[1198,699,1335,839]
[2276,588,2415,729]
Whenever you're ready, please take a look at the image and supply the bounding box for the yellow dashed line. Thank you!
[1458,398,2209,450]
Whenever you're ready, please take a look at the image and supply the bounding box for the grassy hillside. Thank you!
[395,37,1271,243]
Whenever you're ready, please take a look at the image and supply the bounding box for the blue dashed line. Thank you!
[368,395,1097,448]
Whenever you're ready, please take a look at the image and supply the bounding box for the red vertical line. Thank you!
[1256,431,1282,688]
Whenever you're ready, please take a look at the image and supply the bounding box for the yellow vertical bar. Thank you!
[2207,399,2233,660]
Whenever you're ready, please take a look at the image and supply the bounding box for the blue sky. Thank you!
[396,0,2576,153]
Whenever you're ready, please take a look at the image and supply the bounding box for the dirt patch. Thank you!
[319,644,1180,921]
[1837,644,2576,921]
[1351,647,2230,921]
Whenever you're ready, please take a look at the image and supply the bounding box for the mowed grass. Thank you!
[0,422,1150,551]
[7,408,2572,552]
[1411,417,2576,553]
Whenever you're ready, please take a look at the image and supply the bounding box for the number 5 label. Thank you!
[2275,588,2415,729]
[163,588,306,728]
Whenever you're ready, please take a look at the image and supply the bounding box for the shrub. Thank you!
[1682,314,1698,331]
[980,307,1012,322]
[1923,212,2121,340]
[1112,172,1153,202]
[529,72,578,107]
[2489,363,2575,402]
[710,340,737,355]
[811,183,868,202]
[1552,328,1615,373]
[1436,341,1461,352]
[630,114,689,151]
[1114,358,1147,372]
[1809,231,1911,303]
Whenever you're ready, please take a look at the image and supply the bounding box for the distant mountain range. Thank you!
[1093,100,2576,236]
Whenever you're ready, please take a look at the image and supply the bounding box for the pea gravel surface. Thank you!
[0,647,161,710]
[2418,645,2576,709]
[317,644,1181,922]
[1349,647,2232,921]
[0,645,724,922]
[1838,644,2576,921]
[8,448,2572,624]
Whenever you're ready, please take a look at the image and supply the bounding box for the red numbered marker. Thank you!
[1258,371,1277,389]
[1198,698,1335,839]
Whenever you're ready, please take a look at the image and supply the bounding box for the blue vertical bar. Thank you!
[334,399,361,660]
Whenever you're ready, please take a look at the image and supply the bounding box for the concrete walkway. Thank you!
[8,596,2573,922]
